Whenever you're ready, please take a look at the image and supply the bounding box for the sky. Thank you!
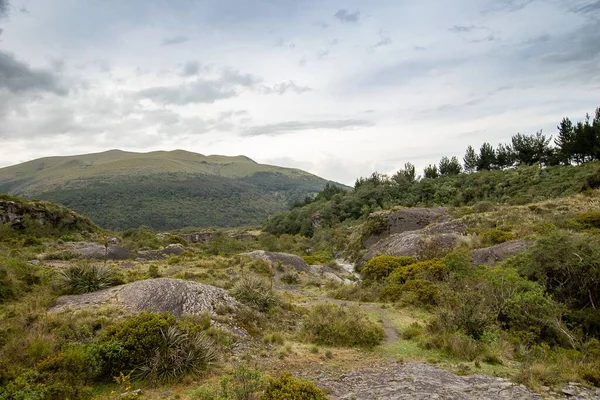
[0,0,599,185]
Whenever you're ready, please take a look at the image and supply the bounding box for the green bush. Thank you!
[168,235,188,245]
[386,259,446,285]
[574,211,600,229]
[230,276,278,312]
[301,303,384,348]
[135,326,217,384]
[280,272,300,285]
[361,255,415,282]
[481,229,515,246]
[400,279,440,305]
[96,312,176,377]
[261,372,326,400]
[43,250,80,261]
[58,263,120,294]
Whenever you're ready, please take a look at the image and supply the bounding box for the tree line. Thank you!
[400,106,600,181]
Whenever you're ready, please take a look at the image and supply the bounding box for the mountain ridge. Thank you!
[0,150,345,230]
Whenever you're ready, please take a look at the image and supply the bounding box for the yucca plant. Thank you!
[135,326,218,384]
[230,276,278,312]
[58,263,118,294]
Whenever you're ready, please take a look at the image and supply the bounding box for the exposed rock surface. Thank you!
[364,208,449,248]
[50,278,241,317]
[242,250,309,272]
[0,198,95,231]
[68,242,130,260]
[472,239,532,266]
[162,243,186,255]
[361,232,465,265]
[309,362,599,400]
[183,232,216,243]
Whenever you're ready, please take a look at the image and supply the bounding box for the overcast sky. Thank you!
[0,0,598,184]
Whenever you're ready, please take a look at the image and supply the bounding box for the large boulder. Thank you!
[71,242,130,260]
[183,232,215,243]
[50,278,241,317]
[364,208,449,248]
[361,232,465,265]
[242,250,309,272]
[472,240,532,266]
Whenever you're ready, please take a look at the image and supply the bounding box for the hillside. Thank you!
[0,150,343,230]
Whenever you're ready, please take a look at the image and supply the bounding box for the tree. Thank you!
[511,131,552,166]
[477,142,496,171]
[423,164,439,179]
[495,143,515,169]
[555,117,576,164]
[439,156,462,176]
[393,162,416,184]
[463,146,478,173]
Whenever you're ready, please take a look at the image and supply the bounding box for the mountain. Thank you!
[0,150,345,230]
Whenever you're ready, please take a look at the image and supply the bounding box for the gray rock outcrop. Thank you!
[50,278,241,317]
[242,250,309,272]
[472,239,532,266]
[74,242,130,260]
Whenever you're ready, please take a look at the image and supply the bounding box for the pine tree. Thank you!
[463,146,478,173]
[511,131,552,166]
[495,143,515,169]
[477,143,496,171]
[439,156,462,175]
[555,117,575,164]
[423,164,439,179]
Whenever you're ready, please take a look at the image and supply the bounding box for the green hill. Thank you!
[0,150,344,230]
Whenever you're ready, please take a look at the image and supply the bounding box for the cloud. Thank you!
[482,0,533,14]
[0,52,66,95]
[334,9,361,23]
[180,61,207,76]
[470,34,500,43]
[242,119,374,137]
[137,80,238,105]
[260,81,311,95]
[371,31,392,49]
[539,22,600,63]
[0,0,7,17]
[449,25,482,33]
[19,7,28,14]
[161,35,189,46]
[570,1,600,15]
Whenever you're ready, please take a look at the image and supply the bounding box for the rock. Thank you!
[74,242,130,260]
[472,240,532,266]
[162,243,186,256]
[183,231,215,243]
[50,278,241,317]
[135,250,165,262]
[242,250,309,273]
[364,208,449,248]
[107,237,120,245]
[361,232,465,264]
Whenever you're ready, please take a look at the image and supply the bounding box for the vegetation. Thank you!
[0,150,344,230]
[230,276,278,312]
[301,303,384,348]
[58,262,121,294]
[261,372,327,400]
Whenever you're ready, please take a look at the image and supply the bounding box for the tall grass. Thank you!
[58,263,119,294]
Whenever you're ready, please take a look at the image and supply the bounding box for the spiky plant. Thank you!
[230,276,278,312]
[135,326,218,384]
[58,263,118,294]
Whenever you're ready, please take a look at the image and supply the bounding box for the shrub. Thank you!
[361,255,416,282]
[574,211,600,229]
[168,235,188,245]
[328,283,380,302]
[386,259,446,285]
[218,365,265,400]
[230,276,278,312]
[261,372,327,400]
[401,322,423,340]
[135,326,217,384]
[58,263,120,294]
[281,272,300,285]
[471,201,496,213]
[43,250,80,261]
[481,229,515,246]
[148,264,160,278]
[97,312,176,377]
[301,303,384,348]
[400,279,440,305]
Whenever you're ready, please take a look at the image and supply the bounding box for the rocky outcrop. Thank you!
[0,197,96,232]
[364,208,449,248]
[472,239,532,266]
[362,232,465,264]
[68,242,130,260]
[162,243,186,255]
[307,361,600,399]
[183,232,216,243]
[50,278,241,317]
[242,250,309,272]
